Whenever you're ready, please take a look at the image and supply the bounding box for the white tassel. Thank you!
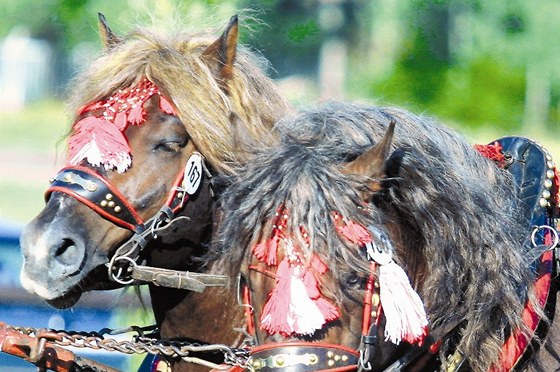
[379,261,428,344]
[287,267,328,334]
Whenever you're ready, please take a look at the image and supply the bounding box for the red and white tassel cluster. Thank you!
[334,213,428,345]
[67,78,176,173]
[253,211,340,337]
[252,210,428,344]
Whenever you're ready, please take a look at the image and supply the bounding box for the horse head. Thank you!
[19,14,289,311]
[214,102,540,371]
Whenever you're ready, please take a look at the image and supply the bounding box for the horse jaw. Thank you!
[19,195,121,308]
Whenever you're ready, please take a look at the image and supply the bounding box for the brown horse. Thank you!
[213,102,560,371]
[19,14,289,371]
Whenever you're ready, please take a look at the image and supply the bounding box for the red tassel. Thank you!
[159,96,176,115]
[127,104,145,125]
[309,254,328,274]
[260,259,340,336]
[333,212,372,246]
[252,233,279,266]
[114,112,128,131]
[68,116,131,173]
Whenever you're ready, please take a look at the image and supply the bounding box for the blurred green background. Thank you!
[2,0,560,223]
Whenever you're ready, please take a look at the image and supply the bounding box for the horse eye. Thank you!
[154,141,182,153]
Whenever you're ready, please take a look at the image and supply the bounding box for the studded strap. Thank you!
[247,343,359,371]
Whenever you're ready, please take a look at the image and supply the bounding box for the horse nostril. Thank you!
[54,238,80,266]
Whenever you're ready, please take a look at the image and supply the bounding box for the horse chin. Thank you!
[47,290,83,309]
[45,267,121,309]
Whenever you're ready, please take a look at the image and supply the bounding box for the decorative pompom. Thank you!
[260,259,339,336]
[378,261,428,345]
[68,116,131,173]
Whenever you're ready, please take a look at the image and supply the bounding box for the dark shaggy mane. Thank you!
[213,101,536,371]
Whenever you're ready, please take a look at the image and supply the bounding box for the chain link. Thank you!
[7,324,250,369]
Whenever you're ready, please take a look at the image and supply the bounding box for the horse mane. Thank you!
[214,101,537,371]
[66,19,290,174]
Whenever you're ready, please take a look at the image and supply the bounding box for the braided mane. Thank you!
[215,101,536,371]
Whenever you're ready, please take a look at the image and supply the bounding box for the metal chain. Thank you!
[6,324,250,369]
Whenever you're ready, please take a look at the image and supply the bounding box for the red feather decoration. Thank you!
[68,78,176,173]
[67,116,131,173]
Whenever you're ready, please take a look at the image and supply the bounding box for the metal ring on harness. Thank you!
[109,256,137,285]
[531,225,559,249]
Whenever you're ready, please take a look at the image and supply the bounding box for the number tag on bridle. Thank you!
[182,153,203,195]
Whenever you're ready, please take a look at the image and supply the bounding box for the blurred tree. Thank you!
[3,0,560,130]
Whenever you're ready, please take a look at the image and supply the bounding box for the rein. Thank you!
[45,154,228,292]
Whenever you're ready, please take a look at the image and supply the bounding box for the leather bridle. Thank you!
[45,153,228,292]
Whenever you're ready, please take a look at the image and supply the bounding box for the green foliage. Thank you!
[287,20,320,43]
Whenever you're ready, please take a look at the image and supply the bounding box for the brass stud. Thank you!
[106,193,113,200]
[177,192,183,199]
[49,178,55,184]
[543,190,551,200]
[545,179,553,189]
[334,355,341,361]
[87,182,97,192]
[546,154,553,161]
[309,354,318,365]
[327,351,334,358]
[328,360,335,367]
[64,174,73,182]
[539,198,548,208]
[548,161,555,169]
[250,359,262,370]
[371,310,377,318]
[547,170,555,179]
[342,355,348,362]
[100,200,108,207]
[114,206,122,213]
[274,355,285,366]
[108,201,116,208]
[371,293,380,306]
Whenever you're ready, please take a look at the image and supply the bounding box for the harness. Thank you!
[45,153,228,292]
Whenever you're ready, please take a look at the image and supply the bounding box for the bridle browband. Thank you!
[45,156,228,292]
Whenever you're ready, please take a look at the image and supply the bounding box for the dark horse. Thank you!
[214,102,560,371]
[19,14,289,371]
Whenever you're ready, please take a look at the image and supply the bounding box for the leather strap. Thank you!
[247,343,359,371]
[46,166,145,232]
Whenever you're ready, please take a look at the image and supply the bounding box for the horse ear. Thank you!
[98,13,121,49]
[343,120,396,186]
[201,15,239,84]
